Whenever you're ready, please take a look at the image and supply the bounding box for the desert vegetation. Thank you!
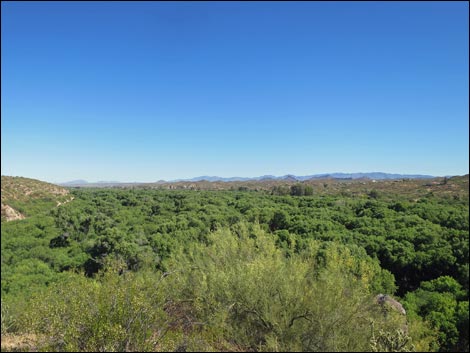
[1,176,70,222]
[1,175,468,351]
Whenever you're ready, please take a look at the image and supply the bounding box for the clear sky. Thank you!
[1,1,468,183]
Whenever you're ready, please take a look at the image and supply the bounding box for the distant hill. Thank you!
[1,176,72,222]
[60,179,89,186]
[171,172,436,182]
[172,176,253,182]
[297,172,436,181]
[60,172,436,186]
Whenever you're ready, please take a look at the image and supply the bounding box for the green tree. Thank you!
[269,210,290,232]
[404,276,468,351]
[164,225,418,352]
[290,184,305,196]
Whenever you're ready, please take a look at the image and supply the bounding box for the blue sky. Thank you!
[1,1,468,182]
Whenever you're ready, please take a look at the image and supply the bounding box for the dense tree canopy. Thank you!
[1,184,468,351]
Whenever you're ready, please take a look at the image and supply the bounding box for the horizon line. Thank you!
[50,171,454,185]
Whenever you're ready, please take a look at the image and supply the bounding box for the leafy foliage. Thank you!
[19,265,169,352]
[1,176,468,351]
[404,276,469,352]
[164,225,407,351]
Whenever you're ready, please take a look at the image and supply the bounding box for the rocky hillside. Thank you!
[1,176,72,222]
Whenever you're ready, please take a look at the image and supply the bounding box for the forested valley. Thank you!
[1,175,469,352]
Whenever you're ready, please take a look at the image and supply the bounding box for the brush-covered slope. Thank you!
[1,176,72,222]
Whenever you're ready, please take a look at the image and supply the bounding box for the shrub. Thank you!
[18,264,169,352]
[164,224,411,351]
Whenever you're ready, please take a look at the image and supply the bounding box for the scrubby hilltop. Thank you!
[1,176,71,222]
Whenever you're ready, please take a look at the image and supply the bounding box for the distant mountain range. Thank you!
[60,180,122,185]
[171,172,436,182]
[59,172,436,186]
[60,180,89,185]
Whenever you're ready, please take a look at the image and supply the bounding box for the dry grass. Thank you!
[0,333,41,352]
[1,176,68,203]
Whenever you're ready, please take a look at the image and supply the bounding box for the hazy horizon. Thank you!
[2,170,462,185]
[2,2,469,182]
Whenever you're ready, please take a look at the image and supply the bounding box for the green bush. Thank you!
[164,224,413,351]
[18,264,169,352]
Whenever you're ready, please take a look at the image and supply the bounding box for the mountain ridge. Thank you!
[58,172,438,186]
